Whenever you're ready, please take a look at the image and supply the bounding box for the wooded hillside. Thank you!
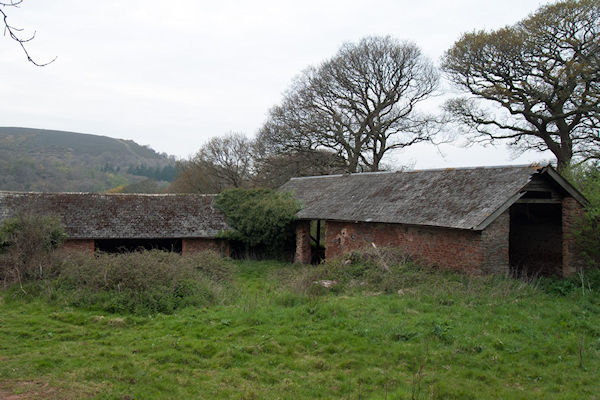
[0,127,176,192]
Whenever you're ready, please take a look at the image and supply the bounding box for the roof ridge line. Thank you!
[0,191,218,197]
[288,163,546,181]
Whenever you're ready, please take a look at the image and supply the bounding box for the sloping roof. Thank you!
[280,164,585,231]
[0,192,229,239]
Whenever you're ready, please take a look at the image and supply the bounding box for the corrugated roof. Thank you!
[280,165,548,230]
[0,192,229,239]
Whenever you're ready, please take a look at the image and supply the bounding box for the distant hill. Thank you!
[0,127,177,192]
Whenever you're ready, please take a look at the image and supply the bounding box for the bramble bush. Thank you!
[8,250,234,315]
[0,212,66,285]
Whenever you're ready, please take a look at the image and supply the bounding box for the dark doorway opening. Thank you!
[94,238,182,253]
[509,203,562,276]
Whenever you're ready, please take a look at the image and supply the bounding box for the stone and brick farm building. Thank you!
[281,165,588,277]
[0,192,230,255]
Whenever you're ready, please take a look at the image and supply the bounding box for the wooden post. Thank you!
[316,220,321,247]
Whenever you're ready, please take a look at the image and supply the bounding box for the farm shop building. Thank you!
[0,192,230,255]
[282,165,588,277]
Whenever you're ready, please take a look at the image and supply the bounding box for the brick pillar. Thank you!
[481,210,510,275]
[221,240,231,257]
[562,197,585,277]
[294,220,311,264]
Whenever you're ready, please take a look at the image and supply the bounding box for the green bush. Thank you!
[537,268,600,296]
[215,188,300,259]
[0,213,66,284]
[564,163,600,266]
[9,250,233,315]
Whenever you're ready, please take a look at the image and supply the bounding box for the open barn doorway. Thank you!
[509,203,562,276]
[94,238,182,253]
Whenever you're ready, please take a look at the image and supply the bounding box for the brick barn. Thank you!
[281,165,588,277]
[0,192,230,255]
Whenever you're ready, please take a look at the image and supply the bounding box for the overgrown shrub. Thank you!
[215,188,300,259]
[8,250,233,315]
[278,247,541,302]
[537,268,600,296]
[564,163,600,266]
[282,247,425,295]
[0,212,66,285]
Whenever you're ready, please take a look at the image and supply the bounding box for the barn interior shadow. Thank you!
[509,203,562,277]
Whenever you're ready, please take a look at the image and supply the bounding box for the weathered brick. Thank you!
[324,221,486,273]
[294,221,311,264]
[59,239,95,255]
[481,210,509,274]
[182,238,230,256]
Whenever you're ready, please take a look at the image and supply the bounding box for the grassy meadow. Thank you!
[0,251,599,399]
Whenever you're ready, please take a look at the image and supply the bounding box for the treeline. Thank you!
[101,163,176,182]
[169,0,600,193]
[125,164,177,182]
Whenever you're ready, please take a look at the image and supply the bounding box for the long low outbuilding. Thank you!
[281,164,588,277]
[0,192,230,255]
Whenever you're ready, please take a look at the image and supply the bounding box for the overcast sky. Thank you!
[1,0,555,169]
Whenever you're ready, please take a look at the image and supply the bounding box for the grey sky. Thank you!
[2,0,553,168]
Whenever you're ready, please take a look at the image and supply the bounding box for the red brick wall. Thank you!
[294,221,311,264]
[562,197,586,276]
[60,239,95,254]
[324,221,485,273]
[481,210,510,274]
[182,238,230,257]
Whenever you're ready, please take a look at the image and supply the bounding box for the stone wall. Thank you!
[324,221,485,273]
[182,238,230,256]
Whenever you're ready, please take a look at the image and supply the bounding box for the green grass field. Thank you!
[1,258,599,399]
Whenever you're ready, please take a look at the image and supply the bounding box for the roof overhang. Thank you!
[474,165,589,230]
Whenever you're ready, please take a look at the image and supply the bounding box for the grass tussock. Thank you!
[5,250,233,315]
[280,247,514,296]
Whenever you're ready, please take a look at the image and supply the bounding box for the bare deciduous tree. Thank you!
[169,132,253,193]
[197,132,253,189]
[442,0,600,171]
[1,0,55,66]
[167,159,221,194]
[259,36,440,173]
[252,148,347,188]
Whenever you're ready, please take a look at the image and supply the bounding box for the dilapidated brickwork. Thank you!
[60,239,95,255]
[0,192,230,255]
[294,221,311,264]
[481,210,510,274]
[182,238,230,256]
[324,221,484,272]
[282,165,589,277]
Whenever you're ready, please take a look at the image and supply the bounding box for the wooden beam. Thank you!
[473,191,524,230]
[515,199,562,204]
